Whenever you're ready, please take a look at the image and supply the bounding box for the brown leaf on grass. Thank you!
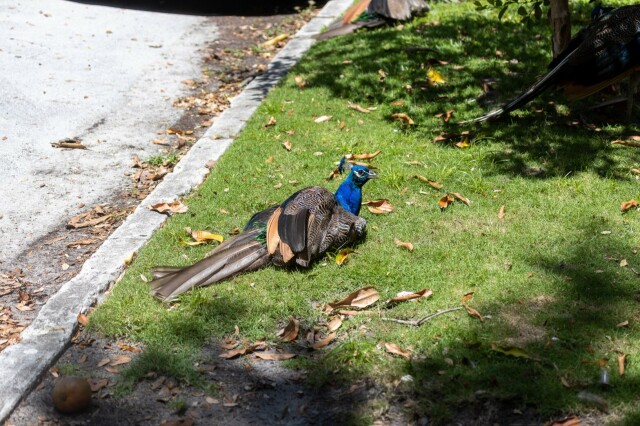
[325,287,380,312]
[391,113,414,124]
[326,316,343,332]
[498,205,506,219]
[461,291,475,303]
[387,289,433,305]
[87,378,109,392]
[439,194,454,210]
[434,109,455,123]
[294,75,306,89]
[110,354,132,366]
[348,102,370,113]
[414,175,443,189]
[391,100,405,106]
[278,317,299,342]
[394,239,414,252]
[265,116,277,128]
[335,248,355,266]
[550,416,581,426]
[620,199,639,213]
[314,115,332,123]
[338,309,383,316]
[384,342,411,360]
[255,352,297,361]
[148,201,188,215]
[452,193,471,206]
[282,140,292,151]
[617,352,627,376]
[345,150,382,161]
[611,139,640,148]
[311,332,336,350]
[616,320,629,328]
[364,199,394,214]
[77,312,89,326]
[463,303,483,321]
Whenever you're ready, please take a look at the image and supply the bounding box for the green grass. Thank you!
[89,0,640,423]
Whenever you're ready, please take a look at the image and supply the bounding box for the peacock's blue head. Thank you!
[348,165,377,187]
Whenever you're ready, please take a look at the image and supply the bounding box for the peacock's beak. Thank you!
[367,170,378,179]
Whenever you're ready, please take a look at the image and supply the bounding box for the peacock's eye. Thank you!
[355,170,364,177]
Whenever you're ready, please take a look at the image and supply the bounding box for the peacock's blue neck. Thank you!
[335,175,363,215]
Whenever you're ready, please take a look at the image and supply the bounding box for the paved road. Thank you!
[0,0,217,264]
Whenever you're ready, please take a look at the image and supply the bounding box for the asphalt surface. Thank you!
[0,0,216,264]
[0,0,353,421]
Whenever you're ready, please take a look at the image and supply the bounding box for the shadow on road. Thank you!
[66,0,328,16]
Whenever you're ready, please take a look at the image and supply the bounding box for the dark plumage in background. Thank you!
[149,164,377,302]
[464,5,640,123]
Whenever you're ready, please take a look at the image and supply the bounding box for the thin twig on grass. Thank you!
[381,306,462,327]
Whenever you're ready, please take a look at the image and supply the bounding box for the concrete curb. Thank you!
[0,0,353,421]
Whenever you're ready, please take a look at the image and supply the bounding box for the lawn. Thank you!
[88,0,640,423]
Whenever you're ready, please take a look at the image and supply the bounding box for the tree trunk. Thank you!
[549,0,571,57]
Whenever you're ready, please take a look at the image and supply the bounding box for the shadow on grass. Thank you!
[299,8,640,179]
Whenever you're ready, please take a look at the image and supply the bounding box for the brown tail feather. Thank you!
[149,229,270,302]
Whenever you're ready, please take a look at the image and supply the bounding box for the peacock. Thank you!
[148,163,377,301]
[464,4,640,123]
[314,0,429,40]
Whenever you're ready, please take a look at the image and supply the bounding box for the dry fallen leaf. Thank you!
[192,230,224,243]
[434,109,455,123]
[110,354,132,366]
[452,193,471,206]
[414,175,443,189]
[490,343,533,359]
[326,316,343,332]
[348,102,370,113]
[611,139,640,148]
[384,342,411,360]
[427,67,446,85]
[314,115,332,123]
[87,378,109,392]
[438,194,454,210]
[219,347,247,359]
[263,33,289,47]
[394,239,414,252]
[455,134,471,149]
[620,199,639,213]
[461,291,475,303]
[278,317,299,342]
[391,113,414,124]
[335,248,355,266]
[616,320,629,328]
[326,286,380,312]
[254,352,296,361]
[77,312,89,327]
[387,289,433,305]
[617,352,627,376]
[149,201,188,215]
[282,140,292,151]
[463,303,483,321]
[265,116,277,128]
[364,199,394,214]
[550,416,581,426]
[97,357,110,368]
[345,150,382,161]
[498,205,506,219]
[294,75,306,89]
[311,332,336,350]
